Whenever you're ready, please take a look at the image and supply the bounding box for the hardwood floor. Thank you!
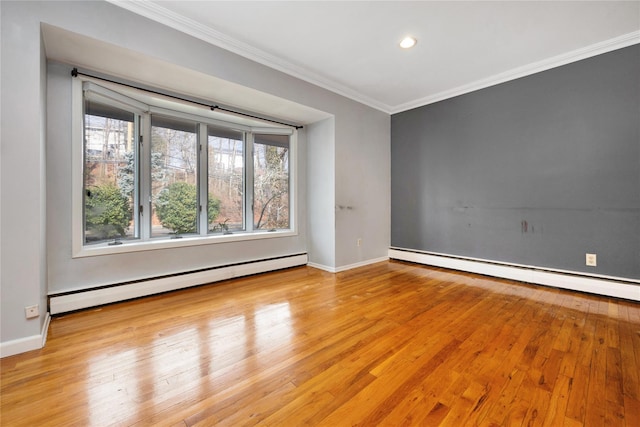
[1,261,639,426]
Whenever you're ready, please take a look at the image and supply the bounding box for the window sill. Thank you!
[73,229,297,258]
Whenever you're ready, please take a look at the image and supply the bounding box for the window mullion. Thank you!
[139,114,152,241]
[132,114,141,239]
[198,123,208,235]
[245,133,255,232]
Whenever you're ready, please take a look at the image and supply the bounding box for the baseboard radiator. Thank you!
[389,248,639,301]
[49,253,308,315]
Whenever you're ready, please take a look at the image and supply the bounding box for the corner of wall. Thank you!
[0,313,51,358]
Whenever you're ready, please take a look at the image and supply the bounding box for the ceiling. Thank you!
[112,1,639,114]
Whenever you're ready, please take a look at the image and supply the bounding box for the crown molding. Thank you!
[106,0,391,113]
[108,1,638,115]
[390,30,640,114]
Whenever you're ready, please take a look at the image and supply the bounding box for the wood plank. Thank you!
[584,319,610,427]
[380,368,460,426]
[543,374,573,426]
[618,303,640,402]
[623,395,640,427]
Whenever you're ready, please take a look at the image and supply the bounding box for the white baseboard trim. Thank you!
[306,262,336,273]
[389,249,640,301]
[308,256,389,273]
[1,313,51,358]
[335,256,390,273]
[50,254,308,315]
[41,312,51,348]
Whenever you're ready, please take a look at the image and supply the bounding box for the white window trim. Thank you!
[72,77,298,259]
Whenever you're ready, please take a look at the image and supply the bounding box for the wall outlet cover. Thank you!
[25,305,39,319]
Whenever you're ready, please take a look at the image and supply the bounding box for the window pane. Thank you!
[208,127,244,233]
[253,134,290,230]
[151,116,199,237]
[83,100,136,244]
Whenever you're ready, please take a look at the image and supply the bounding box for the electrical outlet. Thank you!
[25,305,39,319]
[357,238,362,247]
[586,253,597,267]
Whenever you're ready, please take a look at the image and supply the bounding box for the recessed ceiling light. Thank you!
[399,36,417,49]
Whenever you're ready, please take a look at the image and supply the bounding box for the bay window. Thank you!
[74,78,296,256]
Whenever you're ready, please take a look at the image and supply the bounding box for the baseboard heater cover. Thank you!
[389,248,640,301]
[50,253,308,314]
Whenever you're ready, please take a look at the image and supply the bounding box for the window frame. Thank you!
[72,77,297,258]
[82,94,142,244]
[251,132,293,231]
[206,124,247,234]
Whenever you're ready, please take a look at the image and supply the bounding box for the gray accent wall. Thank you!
[392,45,640,280]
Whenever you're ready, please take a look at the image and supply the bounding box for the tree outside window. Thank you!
[254,134,289,230]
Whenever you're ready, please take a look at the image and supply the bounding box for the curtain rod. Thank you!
[71,68,303,129]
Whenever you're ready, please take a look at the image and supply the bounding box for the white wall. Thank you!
[1,1,48,346]
[335,112,390,268]
[0,0,390,353]
[307,117,336,269]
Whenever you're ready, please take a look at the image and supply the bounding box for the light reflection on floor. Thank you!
[255,302,293,352]
[85,303,293,425]
[87,348,140,424]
